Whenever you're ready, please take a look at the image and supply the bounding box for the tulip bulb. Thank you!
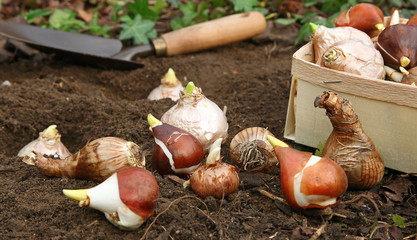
[18,125,71,165]
[63,167,158,230]
[189,138,239,198]
[333,3,384,36]
[148,114,204,175]
[267,135,348,210]
[161,81,229,152]
[147,68,184,101]
[34,137,146,182]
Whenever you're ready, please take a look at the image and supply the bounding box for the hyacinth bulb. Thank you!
[147,68,184,101]
[63,167,158,230]
[148,114,204,175]
[18,125,71,165]
[334,3,384,36]
[267,135,348,210]
[161,81,228,152]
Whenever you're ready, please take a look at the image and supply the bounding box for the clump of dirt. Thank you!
[0,36,416,240]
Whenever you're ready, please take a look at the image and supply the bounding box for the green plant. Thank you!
[275,0,358,45]
[119,14,157,45]
[23,9,51,24]
[393,215,406,228]
[230,0,259,12]
[126,0,159,21]
[170,1,211,30]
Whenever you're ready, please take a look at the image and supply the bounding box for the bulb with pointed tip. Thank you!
[148,114,204,175]
[189,138,239,198]
[18,125,71,165]
[33,137,145,182]
[333,3,384,36]
[267,135,348,210]
[147,68,184,101]
[63,167,158,230]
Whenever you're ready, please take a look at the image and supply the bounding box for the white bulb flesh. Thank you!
[293,155,337,208]
[161,93,228,152]
[87,173,144,230]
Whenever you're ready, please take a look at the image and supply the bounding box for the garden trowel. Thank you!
[0,12,266,69]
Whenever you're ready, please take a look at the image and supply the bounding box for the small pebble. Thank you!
[2,80,11,86]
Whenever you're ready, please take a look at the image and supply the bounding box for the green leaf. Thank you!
[168,0,181,8]
[119,15,157,45]
[24,9,51,23]
[315,142,325,157]
[127,0,158,21]
[231,0,259,12]
[180,1,198,23]
[212,0,227,7]
[151,0,166,15]
[276,18,297,25]
[111,4,124,22]
[49,9,72,29]
[393,215,406,229]
[49,9,86,32]
[88,13,112,37]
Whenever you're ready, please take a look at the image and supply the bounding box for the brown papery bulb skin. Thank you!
[34,137,146,182]
[334,3,384,35]
[151,122,204,175]
[230,127,278,172]
[272,143,348,210]
[190,162,239,198]
[376,24,417,70]
[407,12,417,25]
[311,25,373,64]
[314,91,384,190]
[321,39,385,79]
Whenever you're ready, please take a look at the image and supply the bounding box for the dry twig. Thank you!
[140,195,210,240]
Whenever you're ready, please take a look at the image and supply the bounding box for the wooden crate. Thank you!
[284,41,417,173]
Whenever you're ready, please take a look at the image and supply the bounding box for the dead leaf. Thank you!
[381,176,414,203]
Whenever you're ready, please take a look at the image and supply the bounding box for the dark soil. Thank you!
[0,27,416,240]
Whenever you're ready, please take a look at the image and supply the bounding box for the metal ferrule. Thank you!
[151,38,167,56]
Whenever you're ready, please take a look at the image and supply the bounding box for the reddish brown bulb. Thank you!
[267,136,348,210]
[148,114,204,175]
[334,3,384,35]
[407,12,417,25]
[376,24,417,70]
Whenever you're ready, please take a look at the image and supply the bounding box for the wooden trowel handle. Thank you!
[154,11,266,56]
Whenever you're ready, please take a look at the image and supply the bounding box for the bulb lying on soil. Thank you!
[18,125,71,165]
[267,135,348,210]
[147,68,184,101]
[161,81,228,152]
[314,91,385,189]
[148,113,204,175]
[230,127,278,172]
[34,137,146,182]
[189,138,239,198]
[63,167,158,230]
